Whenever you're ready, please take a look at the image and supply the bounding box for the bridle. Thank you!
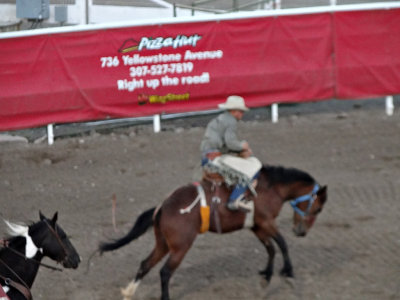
[290,183,319,218]
[42,219,69,266]
[0,220,68,300]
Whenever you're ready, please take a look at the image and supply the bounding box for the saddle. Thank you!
[202,170,224,183]
[202,167,258,199]
[202,150,259,195]
[179,182,256,234]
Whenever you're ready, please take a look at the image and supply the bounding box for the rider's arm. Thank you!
[224,124,247,153]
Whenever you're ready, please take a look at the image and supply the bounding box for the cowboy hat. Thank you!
[218,95,249,111]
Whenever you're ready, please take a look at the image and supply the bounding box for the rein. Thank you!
[290,183,319,217]
[1,245,63,272]
[0,258,32,300]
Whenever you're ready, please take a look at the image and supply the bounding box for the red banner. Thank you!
[0,8,399,131]
[334,9,400,98]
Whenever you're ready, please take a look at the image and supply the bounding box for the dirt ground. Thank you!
[1,100,399,300]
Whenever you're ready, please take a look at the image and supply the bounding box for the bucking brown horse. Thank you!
[99,164,328,300]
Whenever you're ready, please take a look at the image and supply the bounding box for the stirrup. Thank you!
[237,200,252,212]
[226,194,247,211]
[226,201,239,211]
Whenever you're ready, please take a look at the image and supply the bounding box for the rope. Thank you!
[179,194,201,214]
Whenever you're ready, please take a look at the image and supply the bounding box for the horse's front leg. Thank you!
[259,240,276,283]
[252,228,275,283]
[272,232,293,278]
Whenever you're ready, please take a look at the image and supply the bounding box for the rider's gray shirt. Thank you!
[200,111,246,155]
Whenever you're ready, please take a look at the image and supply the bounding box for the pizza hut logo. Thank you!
[119,39,140,53]
[119,34,202,53]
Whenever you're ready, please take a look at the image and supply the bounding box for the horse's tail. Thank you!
[99,207,157,253]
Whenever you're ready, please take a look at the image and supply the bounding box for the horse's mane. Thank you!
[1,220,41,258]
[261,165,315,185]
[4,220,29,237]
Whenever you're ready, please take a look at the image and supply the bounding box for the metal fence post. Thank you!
[233,0,238,11]
[153,114,161,132]
[386,95,394,116]
[271,103,279,123]
[47,124,54,145]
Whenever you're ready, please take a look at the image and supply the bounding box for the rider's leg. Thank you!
[226,184,247,210]
[226,172,260,211]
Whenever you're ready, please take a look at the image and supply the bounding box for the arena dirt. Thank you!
[1,102,399,300]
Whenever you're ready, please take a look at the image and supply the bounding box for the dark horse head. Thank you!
[0,212,80,299]
[265,166,328,237]
[34,211,80,268]
[291,184,328,237]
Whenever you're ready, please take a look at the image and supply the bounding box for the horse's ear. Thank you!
[51,212,58,225]
[319,185,327,193]
[318,185,328,204]
[39,210,46,221]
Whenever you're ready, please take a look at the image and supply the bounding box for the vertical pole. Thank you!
[47,124,54,145]
[330,0,337,6]
[153,114,161,133]
[233,0,238,11]
[85,0,89,24]
[271,1,280,122]
[386,95,394,116]
[173,3,177,17]
[271,103,279,123]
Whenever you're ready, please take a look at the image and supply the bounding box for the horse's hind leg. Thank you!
[159,247,190,300]
[121,226,169,300]
[159,230,198,300]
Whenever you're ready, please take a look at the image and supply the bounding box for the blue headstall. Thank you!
[290,183,320,217]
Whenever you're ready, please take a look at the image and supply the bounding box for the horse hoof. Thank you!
[259,269,272,283]
[280,268,294,278]
[120,280,140,300]
[260,278,270,288]
[284,277,295,289]
[121,286,134,300]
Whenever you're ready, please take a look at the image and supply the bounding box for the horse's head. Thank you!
[291,185,328,237]
[33,212,81,269]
